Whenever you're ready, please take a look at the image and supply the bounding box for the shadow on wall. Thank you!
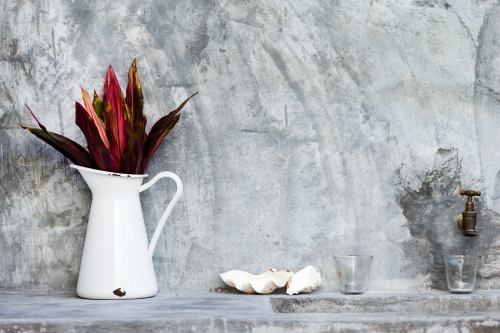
[396,148,500,290]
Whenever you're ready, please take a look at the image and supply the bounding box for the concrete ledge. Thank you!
[1,292,500,332]
[271,291,500,313]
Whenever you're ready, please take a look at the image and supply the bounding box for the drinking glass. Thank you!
[334,255,373,294]
[443,255,481,293]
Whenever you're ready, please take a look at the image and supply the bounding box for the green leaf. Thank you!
[93,91,104,120]
[126,59,145,131]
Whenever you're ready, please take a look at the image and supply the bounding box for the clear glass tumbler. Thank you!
[334,255,373,294]
[443,255,481,294]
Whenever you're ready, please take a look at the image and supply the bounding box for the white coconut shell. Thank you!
[220,268,294,294]
[286,265,321,295]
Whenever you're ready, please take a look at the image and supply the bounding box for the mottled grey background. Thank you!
[1,0,500,293]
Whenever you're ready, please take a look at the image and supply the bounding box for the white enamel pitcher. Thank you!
[71,164,183,299]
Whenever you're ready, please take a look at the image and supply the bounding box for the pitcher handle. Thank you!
[139,171,183,257]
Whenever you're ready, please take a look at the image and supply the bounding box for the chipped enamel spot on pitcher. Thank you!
[71,164,183,300]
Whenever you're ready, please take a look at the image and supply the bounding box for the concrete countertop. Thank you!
[1,291,500,332]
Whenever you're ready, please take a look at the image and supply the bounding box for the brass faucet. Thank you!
[457,190,481,236]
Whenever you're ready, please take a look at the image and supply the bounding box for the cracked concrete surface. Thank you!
[2,0,500,294]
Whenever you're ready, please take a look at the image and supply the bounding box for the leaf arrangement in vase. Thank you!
[22,60,197,174]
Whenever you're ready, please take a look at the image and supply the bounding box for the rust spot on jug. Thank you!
[113,288,126,297]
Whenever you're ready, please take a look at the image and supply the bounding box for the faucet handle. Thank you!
[459,190,481,212]
[459,190,481,197]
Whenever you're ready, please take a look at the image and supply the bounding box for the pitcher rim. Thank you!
[70,164,148,178]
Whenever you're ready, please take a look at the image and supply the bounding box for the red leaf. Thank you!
[120,118,147,174]
[140,92,198,173]
[23,63,195,175]
[120,59,148,174]
[103,65,123,105]
[75,102,118,171]
[103,69,129,161]
[21,106,97,168]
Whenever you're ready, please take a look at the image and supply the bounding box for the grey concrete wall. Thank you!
[1,0,500,293]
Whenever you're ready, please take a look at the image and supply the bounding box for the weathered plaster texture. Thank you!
[2,0,500,293]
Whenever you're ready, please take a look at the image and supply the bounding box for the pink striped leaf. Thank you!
[75,102,118,171]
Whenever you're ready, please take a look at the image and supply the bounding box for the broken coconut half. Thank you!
[220,269,294,294]
[286,265,321,295]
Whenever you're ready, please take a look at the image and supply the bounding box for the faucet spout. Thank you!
[458,190,481,237]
